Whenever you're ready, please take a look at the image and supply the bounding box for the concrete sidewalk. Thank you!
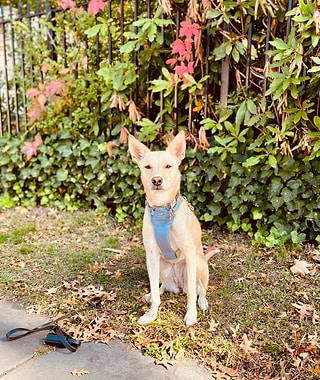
[0,300,212,380]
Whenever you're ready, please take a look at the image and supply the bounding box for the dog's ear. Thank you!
[128,134,150,163]
[166,131,186,164]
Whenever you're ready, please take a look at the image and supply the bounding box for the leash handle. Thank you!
[53,325,78,352]
[6,322,55,341]
[6,321,80,352]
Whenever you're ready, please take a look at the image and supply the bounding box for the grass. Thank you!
[0,207,319,379]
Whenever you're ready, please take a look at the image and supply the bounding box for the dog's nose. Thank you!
[152,176,163,187]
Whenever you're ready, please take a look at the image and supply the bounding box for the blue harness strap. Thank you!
[147,196,183,261]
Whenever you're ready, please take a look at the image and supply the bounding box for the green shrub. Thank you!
[1,131,319,247]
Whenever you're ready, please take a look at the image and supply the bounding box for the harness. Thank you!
[147,195,183,261]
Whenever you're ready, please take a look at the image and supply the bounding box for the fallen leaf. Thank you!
[290,260,313,276]
[291,302,314,318]
[70,369,89,377]
[230,324,240,338]
[208,319,219,332]
[218,364,239,377]
[112,270,122,279]
[154,358,174,369]
[239,333,259,355]
[45,287,58,294]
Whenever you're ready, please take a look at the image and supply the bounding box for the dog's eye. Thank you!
[165,164,172,169]
[144,165,152,169]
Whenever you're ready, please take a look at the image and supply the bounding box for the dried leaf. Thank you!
[218,364,239,377]
[230,324,240,338]
[198,127,210,151]
[120,127,129,144]
[291,302,314,318]
[70,369,89,377]
[208,319,219,332]
[290,260,313,276]
[111,270,122,279]
[107,142,119,158]
[314,9,320,35]
[154,358,174,368]
[186,0,201,22]
[110,93,126,111]
[239,333,259,355]
[159,0,172,15]
[127,100,142,123]
[46,287,58,294]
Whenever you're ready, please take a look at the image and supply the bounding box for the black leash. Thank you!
[6,313,81,352]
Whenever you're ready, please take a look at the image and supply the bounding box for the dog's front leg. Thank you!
[138,249,161,325]
[184,246,198,326]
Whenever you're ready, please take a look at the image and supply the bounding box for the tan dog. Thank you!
[128,131,215,326]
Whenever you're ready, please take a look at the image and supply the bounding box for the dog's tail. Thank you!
[205,248,221,262]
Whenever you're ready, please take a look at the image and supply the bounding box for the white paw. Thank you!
[184,309,197,326]
[198,296,209,311]
[143,293,152,303]
[138,311,157,325]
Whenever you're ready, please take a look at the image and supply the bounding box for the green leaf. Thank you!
[85,24,102,37]
[268,155,277,169]
[252,209,263,220]
[270,39,288,50]
[151,79,170,92]
[56,168,68,182]
[313,116,320,129]
[236,102,246,126]
[206,9,222,19]
[120,40,137,54]
[243,156,262,167]
[246,99,257,114]
[308,66,320,73]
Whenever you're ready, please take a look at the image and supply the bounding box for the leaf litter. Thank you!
[0,208,319,379]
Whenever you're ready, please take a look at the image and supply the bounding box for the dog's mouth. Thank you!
[152,184,164,191]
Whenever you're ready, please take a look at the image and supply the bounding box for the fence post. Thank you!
[0,4,11,134]
[45,0,57,62]
[9,3,19,133]
[245,22,253,88]
[219,22,229,114]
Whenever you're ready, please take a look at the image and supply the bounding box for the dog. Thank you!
[128,131,216,326]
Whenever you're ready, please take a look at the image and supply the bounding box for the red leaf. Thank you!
[21,136,43,160]
[28,106,42,125]
[172,39,186,55]
[26,88,40,99]
[38,94,47,109]
[41,65,49,74]
[46,80,63,98]
[88,0,105,15]
[175,62,194,83]
[179,21,200,38]
[59,0,76,10]
[184,37,193,52]
[166,58,177,66]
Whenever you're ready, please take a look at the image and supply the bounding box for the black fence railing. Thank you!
[0,0,302,137]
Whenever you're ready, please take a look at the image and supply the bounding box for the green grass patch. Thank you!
[0,225,36,244]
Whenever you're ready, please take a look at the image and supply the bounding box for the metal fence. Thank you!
[0,0,303,137]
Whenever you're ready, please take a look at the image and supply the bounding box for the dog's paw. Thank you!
[138,311,157,325]
[198,296,209,311]
[143,293,152,303]
[184,309,197,326]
